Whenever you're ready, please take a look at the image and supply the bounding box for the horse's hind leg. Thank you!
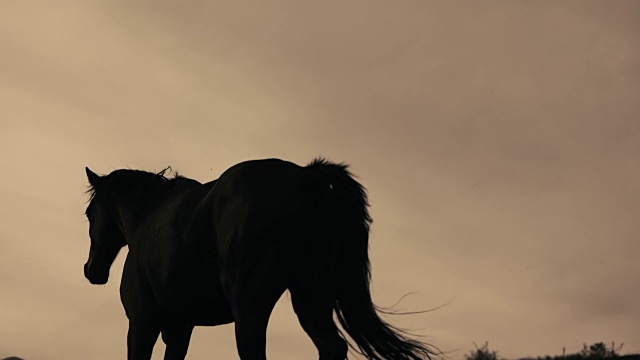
[290,285,348,360]
[127,320,160,360]
[228,283,286,359]
[223,246,287,359]
[161,324,193,360]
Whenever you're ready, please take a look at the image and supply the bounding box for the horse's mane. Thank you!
[86,167,193,202]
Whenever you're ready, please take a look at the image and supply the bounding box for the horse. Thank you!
[83,158,438,360]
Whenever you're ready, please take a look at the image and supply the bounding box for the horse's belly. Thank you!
[184,278,234,326]
[161,263,234,326]
[131,244,229,325]
[189,290,234,326]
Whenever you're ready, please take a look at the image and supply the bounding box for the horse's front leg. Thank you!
[161,324,194,360]
[127,319,160,360]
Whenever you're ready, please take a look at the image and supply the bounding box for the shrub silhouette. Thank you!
[514,341,629,360]
[465,342,502,360]
[580,342,623,359]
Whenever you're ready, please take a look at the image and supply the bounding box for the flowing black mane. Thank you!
[86,167,194,202]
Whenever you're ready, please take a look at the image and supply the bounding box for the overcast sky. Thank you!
[1,1,639,359]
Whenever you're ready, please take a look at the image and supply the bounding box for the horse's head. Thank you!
[83,168,127,285]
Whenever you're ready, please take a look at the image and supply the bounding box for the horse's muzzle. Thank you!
[84,261,109,285]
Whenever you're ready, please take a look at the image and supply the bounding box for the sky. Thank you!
[1,1,639,359]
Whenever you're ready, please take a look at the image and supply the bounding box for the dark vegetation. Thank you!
[4,341,639,360]
[465,342,640,360]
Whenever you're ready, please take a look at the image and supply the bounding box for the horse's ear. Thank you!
[86,167,102,187]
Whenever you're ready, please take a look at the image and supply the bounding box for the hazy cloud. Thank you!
[1,1,639,359]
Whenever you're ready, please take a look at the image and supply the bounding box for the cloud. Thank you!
[1,1,639,358]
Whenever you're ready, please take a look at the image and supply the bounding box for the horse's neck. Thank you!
[120,182,208,246]
[115,202,143,245]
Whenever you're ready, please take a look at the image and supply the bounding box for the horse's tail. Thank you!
[305,158,439,360]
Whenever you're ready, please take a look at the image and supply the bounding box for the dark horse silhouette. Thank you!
[83,158,437,360]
